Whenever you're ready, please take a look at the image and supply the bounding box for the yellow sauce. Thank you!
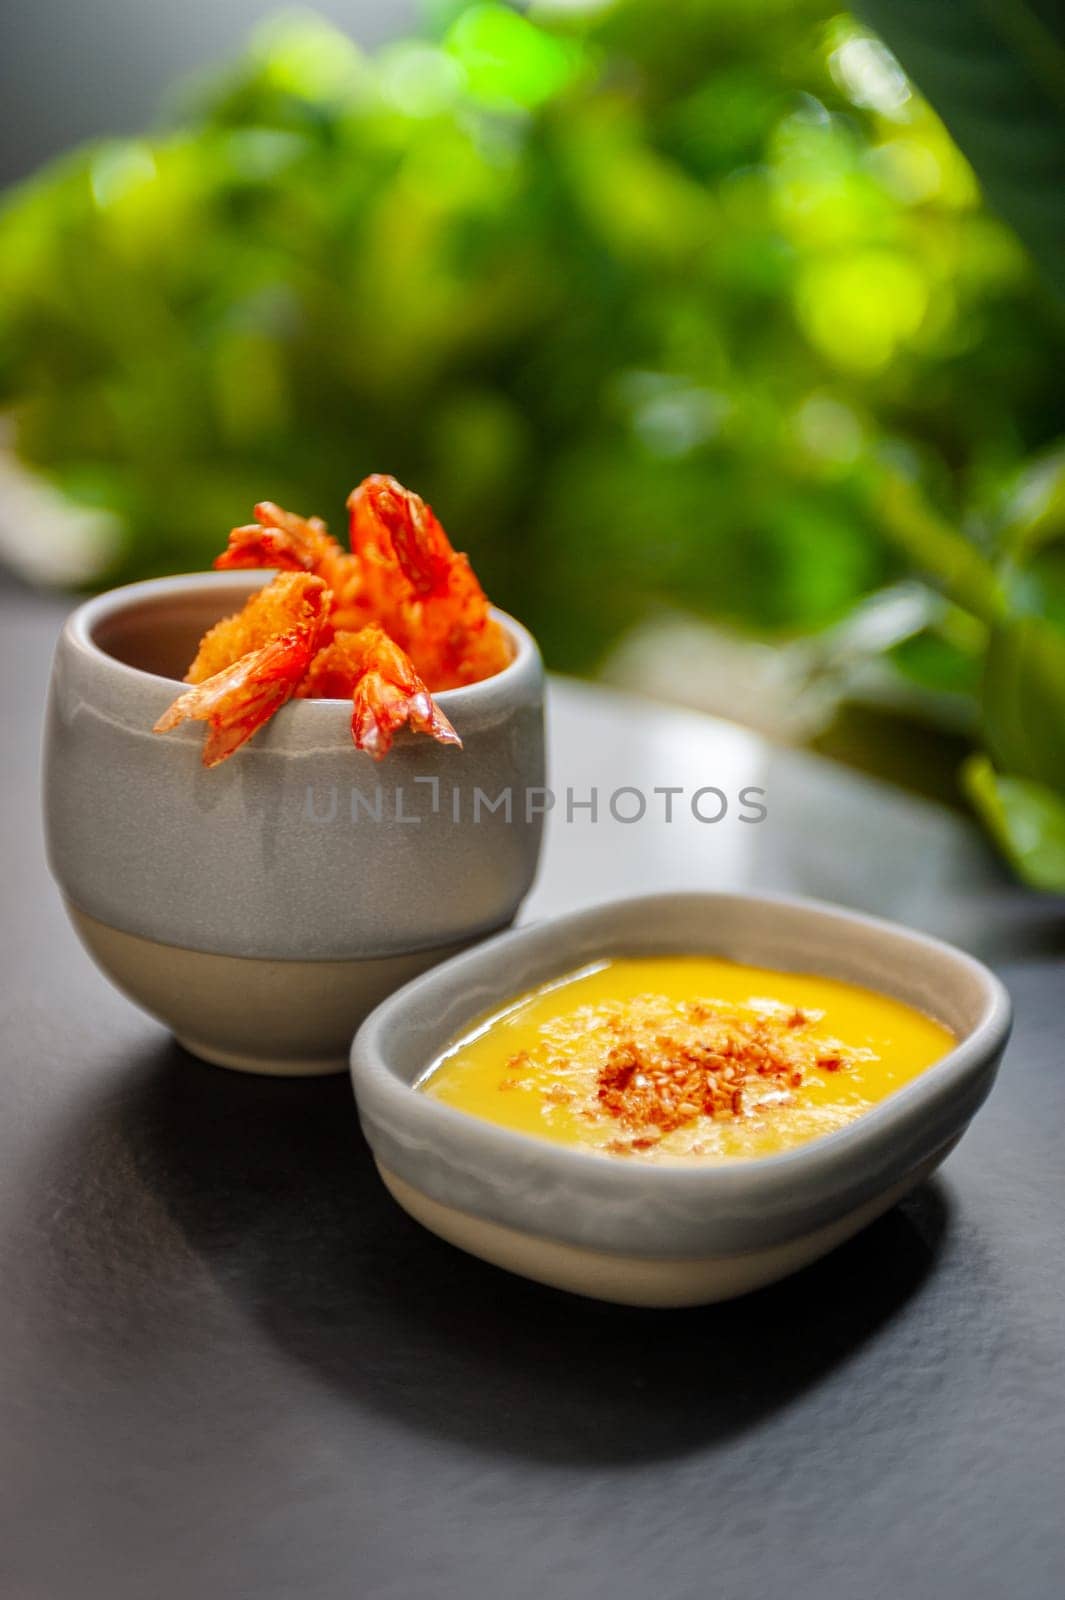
[419,956,955,1163]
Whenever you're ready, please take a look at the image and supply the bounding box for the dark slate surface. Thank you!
[2,582,1063,1600]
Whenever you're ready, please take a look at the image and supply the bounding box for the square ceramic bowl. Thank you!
[44,571,544,1075]
[351,891,1012,1306]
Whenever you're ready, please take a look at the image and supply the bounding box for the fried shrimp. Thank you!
[154,574,329,766]
[158,476,510,764]
[215,501,365,620]
[299,624,461,760]
[347,475,511,689]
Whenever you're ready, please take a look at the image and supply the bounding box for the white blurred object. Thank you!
[0,423,120,586]
[601,584,950,744]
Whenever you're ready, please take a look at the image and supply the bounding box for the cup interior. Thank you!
[83,576,528,707]
[89,582,262,682]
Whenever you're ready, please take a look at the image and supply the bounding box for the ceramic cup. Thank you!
[44,571,545,1074]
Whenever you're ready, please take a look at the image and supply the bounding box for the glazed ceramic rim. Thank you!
[351,891,1012,1256]
[64,569,537,731]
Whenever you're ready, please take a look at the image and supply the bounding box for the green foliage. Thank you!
[873,441,1065,888]
[964,756,1065,892]
[1,1,1065,884]
[845,2,1065,888]
[984,615,1065,792]
[857,0,1065,296]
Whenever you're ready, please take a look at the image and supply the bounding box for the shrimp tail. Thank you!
[154,630,322,766]
[347,474,456,598]
[300,624,462,761]
[351,668,462,761]
[215,502,341,575]
[346,475,510,688]
[155,573,329,765]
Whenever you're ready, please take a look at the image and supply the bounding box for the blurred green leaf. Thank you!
[873,468,1004,626]
[983,613,1065,790]
[445,4,585,108]
[963,753,1065,890]
[997,444,1065,558]
[891,621,983,701]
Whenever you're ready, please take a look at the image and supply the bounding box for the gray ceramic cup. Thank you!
[44,571,545,1073]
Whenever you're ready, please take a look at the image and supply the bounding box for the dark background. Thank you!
[0,0,413,183]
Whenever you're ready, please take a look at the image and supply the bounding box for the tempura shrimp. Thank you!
[299,625,461,760]
[154,573,329,766]
[157,475,510,765]
[215,501,366,623]
[347,475,511,689]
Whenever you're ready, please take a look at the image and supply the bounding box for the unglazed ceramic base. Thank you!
[378,1146,954,1307]
[69,905,476,1076]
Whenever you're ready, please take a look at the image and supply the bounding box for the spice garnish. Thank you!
[499,994,871,1155]
[522,998,868,1157]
